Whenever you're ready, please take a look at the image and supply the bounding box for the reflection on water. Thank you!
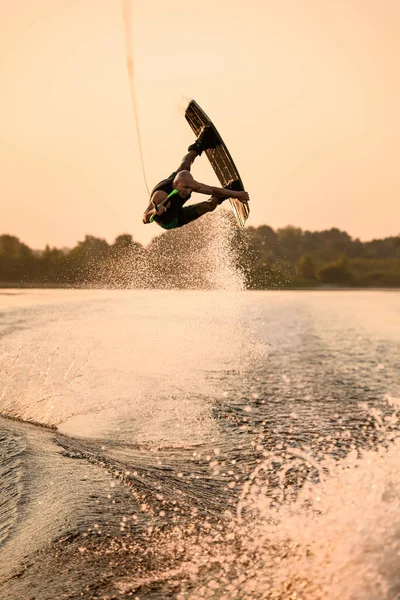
[0,289,399,599]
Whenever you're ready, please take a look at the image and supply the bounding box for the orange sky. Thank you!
[1,0,399,249]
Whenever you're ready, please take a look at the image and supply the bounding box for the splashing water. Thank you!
[140,396,400,600]
[0,211,263,434]
[199,211,245,292]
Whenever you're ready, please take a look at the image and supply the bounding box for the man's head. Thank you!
[173,170,194,197]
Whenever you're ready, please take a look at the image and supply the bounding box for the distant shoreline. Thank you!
[1,283,399,291]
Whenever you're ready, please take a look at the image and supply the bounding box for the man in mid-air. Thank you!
[142,128,250,230]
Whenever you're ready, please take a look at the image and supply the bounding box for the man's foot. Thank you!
[188,126,221,156]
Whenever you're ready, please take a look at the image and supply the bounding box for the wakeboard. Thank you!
[185,100,249,227]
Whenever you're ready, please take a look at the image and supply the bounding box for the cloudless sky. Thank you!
[1,0,399,249]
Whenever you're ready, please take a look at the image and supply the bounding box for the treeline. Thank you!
[239,225,400,288]
[1,222,400,289]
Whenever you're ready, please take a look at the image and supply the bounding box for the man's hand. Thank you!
[155,203,168,214]
[143,197,171,224]
[235,191,249,203]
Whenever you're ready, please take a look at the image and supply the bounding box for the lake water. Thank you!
[0,288,399,599]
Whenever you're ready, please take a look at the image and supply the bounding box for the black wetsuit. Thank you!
[151,172,201,230]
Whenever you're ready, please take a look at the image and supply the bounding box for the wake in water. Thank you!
[113,397,400,600]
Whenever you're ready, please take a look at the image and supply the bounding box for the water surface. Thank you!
[0,289,399,599]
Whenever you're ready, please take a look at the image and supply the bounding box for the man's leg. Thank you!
[176,149,198,173]
[177,196,220,227]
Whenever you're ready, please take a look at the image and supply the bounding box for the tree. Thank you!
[295,253,316,280]
[39,245,67,283]
[276,226,303,260]
[0,235,35,282]
[317,256,353,285]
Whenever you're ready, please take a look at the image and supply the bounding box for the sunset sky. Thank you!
[1,0,399,249]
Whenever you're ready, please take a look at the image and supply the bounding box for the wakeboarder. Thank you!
[142,128,250,230]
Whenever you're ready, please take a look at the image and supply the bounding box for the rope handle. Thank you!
[149,189,179,223]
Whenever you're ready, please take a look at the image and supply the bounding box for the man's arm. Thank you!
[142,190,169,224]
[193,181,249,203]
